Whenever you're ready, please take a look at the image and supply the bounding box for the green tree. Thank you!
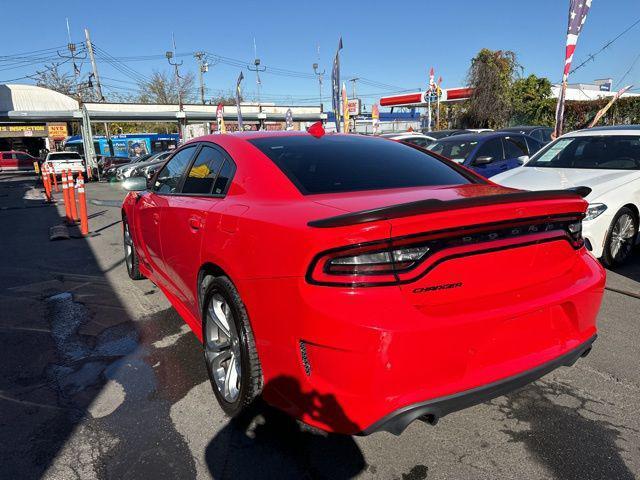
[466,49,519,128]
[510,74,555,126]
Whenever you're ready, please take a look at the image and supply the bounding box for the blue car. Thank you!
[426,132,544,178]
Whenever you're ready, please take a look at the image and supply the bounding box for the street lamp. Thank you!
[248,58,265,104]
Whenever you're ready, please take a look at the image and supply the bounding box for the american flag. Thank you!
[563,0,592,79]
[555,0,592,137]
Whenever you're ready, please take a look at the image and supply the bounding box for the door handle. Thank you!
[152,213,160,224]
[188,216,203,231]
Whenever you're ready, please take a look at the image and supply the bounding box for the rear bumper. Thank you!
[360,334,596,435]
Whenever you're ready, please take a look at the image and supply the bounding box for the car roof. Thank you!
[432,131,541,143]
[564,125,640,137]
[381,132,430,138]
[500,126,549,132]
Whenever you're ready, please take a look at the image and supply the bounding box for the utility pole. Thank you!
[84,29,104,101]
[312,63,325,109]
[166,34,185,139]
[349,77,359,100]
[194,51,209,105]
[85,28,111,154]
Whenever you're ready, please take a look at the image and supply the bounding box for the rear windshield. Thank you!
[249,135,475,195]
[48,153,81,161]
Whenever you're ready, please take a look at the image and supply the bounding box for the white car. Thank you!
[492,126,640,266]
[380,132,436,148]
[43,151,85,176]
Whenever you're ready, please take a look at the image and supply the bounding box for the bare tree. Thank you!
[33,63,76,97]
[137,70,195,104]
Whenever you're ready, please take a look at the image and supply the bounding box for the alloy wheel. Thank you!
[204,293,242,403]
[610,213,636,262]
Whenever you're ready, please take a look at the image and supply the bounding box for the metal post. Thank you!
[427,94,432,132]
[80,104,98,180]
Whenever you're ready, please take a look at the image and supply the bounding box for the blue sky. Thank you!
[2,0,639,110]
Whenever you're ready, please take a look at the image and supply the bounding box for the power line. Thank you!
[615,51,640,88]
[571,16,640,75]
[0,57,74,83]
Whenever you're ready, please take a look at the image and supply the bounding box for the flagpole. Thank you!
[554,0,592,138]
[588,85,632,128]
[427,95,432,132]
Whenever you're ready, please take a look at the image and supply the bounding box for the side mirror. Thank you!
[516,155,529,165]
[122,176,147,192]
[475,156,493,165]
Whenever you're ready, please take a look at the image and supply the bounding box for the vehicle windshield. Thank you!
[48,153,81,161]
[526,135,640,170]
[426,139,478,163]
[249,134,476,195]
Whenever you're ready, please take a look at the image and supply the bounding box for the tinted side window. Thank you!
[182,146,225,194]
[213,161,234,194]
[503,136,528,158]
[525,137,543,154]
[541,129,553,143]
[475,138,503,163]
[531,130,543,142]
[153,146,197,194]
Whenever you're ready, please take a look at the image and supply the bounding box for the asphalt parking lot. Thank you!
[1,173,639,480]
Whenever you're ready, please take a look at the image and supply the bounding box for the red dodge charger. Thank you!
[121,130,605,435]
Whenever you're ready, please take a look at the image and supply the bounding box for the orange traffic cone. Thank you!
[68,169,79,223]
[77,172,89,236]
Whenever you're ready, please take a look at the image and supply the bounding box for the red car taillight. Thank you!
[308,240,427,286]
[325,245,430,275]
[307,215,584,287]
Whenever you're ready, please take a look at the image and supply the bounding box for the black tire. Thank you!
[123,217,144,280]
[201,275,262,417]
[601,206,638,268]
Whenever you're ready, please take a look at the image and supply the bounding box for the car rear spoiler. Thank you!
[307,187,591,228]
